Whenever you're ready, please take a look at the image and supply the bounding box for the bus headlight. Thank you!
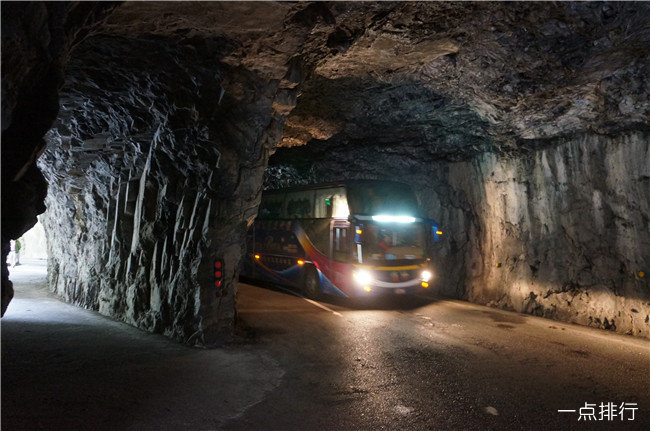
[421,270,432,282]
[353,269,373,286]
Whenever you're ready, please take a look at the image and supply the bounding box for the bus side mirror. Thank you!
[354,225,363,244]
[429,219,442,243]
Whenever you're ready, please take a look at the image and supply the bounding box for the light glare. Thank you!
[333,198,350,218]
[372,215,416,223]
[353,269,373,285]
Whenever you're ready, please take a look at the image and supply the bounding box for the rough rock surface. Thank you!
[270,131,650,337]
[1,2,117,315]
[444,132,649,336]
[266,2,650,337]
[37,2,316,345]
[39,40,272,344]
[2,1,649,343]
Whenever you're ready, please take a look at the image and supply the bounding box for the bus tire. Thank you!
[302,266,321,300]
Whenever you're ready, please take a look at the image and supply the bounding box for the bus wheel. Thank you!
[302,266,321,300]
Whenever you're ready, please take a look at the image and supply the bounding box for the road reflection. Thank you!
[240,276,438,311]
[236,279,650,430]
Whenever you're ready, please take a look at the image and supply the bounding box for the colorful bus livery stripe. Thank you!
[292,222,352,296]
[249,222,351,296]
[243,180,440,298]
[250,253,308,287]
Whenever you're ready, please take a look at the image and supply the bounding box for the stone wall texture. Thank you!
[39,33,293,346]
[1,2,118,315]
[268,131,649,338]
[263,1,650,338]
[3,1,649,343]
[430,132,649,337]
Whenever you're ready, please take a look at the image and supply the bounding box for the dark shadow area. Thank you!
[2,319,203,431]
[2,278,285,431]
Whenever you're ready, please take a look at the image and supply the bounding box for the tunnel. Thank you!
[2,1,649,350]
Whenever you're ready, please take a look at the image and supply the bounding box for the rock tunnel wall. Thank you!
[3,1,649,343]
[261,0,650,338]
[431,132,650,337]
[269,131,650,338]
[1,0,321,345]
[1,2,118,316]
[38,33,292,346]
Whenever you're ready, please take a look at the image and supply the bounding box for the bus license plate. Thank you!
[395,288,406,295]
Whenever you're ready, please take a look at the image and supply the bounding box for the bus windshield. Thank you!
[347,181,420,216]
[361,222,426,264]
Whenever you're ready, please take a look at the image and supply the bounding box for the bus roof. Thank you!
[260,180,422,219]
[263,179,412,194]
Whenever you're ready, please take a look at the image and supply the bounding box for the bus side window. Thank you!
[333,227,348,262]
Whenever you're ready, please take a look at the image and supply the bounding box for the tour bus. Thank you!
[241,180,442,298]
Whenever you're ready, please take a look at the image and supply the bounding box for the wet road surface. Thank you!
[227,282,649,430]
[2,261,649,430]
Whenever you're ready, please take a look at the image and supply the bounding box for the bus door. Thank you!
[330,220,350,288]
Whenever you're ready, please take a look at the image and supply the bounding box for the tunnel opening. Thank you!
[6,219,48,269]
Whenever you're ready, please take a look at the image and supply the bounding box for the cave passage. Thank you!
[1,1,648,347]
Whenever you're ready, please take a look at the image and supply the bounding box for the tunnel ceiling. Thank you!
[59,1,650,164]
[3,1,649,342]
[291,1,649,150]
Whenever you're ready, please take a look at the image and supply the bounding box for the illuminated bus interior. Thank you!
[244,180,438,298]
[360,222,426,264]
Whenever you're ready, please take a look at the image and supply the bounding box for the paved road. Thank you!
[229,281,650,430]
[2,262,649,430]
